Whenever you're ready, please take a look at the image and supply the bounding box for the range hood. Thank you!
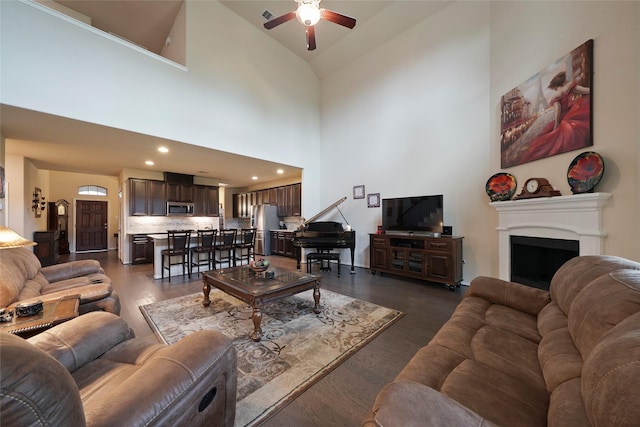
[163,172,194,185]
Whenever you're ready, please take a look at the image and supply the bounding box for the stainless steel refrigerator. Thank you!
[251,205,281,256]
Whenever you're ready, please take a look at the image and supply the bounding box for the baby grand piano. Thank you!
[292,197,356,274]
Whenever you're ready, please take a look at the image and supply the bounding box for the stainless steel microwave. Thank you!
[167,202,195,216]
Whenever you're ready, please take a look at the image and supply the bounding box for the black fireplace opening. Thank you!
[511,235,579,291]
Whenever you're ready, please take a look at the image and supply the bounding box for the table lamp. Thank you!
[0,226,37,249]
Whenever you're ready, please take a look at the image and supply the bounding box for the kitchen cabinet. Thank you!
[276,187,286,216]
[194,186,206,216]
[284,185,293,216]
[259,189,268,205]
[270,232,278,256]
[233,193,251,218]
[370,234,463,290]
[205,186,219,216]
[233,183,301,218]
[268,188,277,205]
[130,178,218,217]
[270,231,295,258]
[284,232,295,257]
[232,194,238,218]
[131,234,154,264]
[130,178,150,216]
[166,183,193,202]
[277,183,301,217]
[130,179,166,216]
[194,185,220,217]
[291,183,301,216]
[148,180,167,215]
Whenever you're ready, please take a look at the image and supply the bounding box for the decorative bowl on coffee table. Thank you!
[249,259,270,276]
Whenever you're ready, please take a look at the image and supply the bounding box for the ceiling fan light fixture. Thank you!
[295,1,321,26]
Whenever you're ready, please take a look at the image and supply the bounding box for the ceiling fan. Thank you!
[263,0,357,51]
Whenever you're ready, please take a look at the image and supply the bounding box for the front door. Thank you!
[76,200,108,252]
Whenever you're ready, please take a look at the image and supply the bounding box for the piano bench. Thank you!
[306,252,341,276]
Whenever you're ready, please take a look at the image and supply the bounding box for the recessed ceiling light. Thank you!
[145,160,154,166]
[252,176,258,180]
[158,146,169,153]
[277,169,284,174]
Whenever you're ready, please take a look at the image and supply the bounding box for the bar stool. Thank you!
[215,229,237,269]
[190,229,217,276]
[161,230,191,282]
[235,228,257,266]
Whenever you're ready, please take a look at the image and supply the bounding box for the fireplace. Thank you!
[492,193,611,282]
[510,235,579,290]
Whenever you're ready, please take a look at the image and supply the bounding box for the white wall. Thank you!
[321,1,492,279]
[0,134,4,227]
[0,0,324,216]
[489,1,639,263]
[321,1,639,280]
[5,155,49,242]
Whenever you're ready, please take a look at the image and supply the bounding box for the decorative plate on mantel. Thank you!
[485,172,517,202]
[567,151,604,194]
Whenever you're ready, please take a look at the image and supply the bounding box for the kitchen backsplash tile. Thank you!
[127,216,221,234]
[127,215,303,235]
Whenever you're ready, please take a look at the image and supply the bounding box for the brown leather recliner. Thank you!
[0,247,120,314]
[1,311,237,427]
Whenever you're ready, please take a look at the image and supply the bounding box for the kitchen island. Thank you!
[148,233,200,280]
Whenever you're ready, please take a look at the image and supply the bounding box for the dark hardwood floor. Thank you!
[63,250,466,426]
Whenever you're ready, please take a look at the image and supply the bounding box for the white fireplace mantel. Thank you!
[491,192,612,281]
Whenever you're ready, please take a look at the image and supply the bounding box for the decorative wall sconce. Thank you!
[32,187,46,218]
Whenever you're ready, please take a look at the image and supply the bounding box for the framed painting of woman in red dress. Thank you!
[500,40,593,168]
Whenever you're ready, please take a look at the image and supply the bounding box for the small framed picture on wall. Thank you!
[367,193,380,208]
[353,185,365,199]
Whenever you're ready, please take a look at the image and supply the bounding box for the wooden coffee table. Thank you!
[202,266,321,341]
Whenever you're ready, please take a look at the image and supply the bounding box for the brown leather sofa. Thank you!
[0,247,120,314]
[364,255,640,426]
[1,311,237,427]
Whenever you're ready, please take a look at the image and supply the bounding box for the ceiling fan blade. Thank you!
[263,11,296,30]
[321,9,356,29]
[306,26,317,51]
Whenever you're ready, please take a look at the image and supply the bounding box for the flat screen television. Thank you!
[382,195,443,233]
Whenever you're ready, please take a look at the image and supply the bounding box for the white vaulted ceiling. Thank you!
[3,0,451,187]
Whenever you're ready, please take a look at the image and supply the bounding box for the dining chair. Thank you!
[161,230,191,282]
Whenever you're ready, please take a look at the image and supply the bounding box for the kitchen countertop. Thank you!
[147,233,170,239]
[131,229,297,237]
[128,229,204,237]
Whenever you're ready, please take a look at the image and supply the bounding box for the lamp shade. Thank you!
[296,2,321,26]
[0,226,37,249]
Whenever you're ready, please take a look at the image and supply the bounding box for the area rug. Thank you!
[139,289,403,427]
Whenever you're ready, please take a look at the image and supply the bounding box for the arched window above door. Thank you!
[78,185,107,196]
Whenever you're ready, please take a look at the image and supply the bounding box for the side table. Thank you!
[1,295,80,338]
